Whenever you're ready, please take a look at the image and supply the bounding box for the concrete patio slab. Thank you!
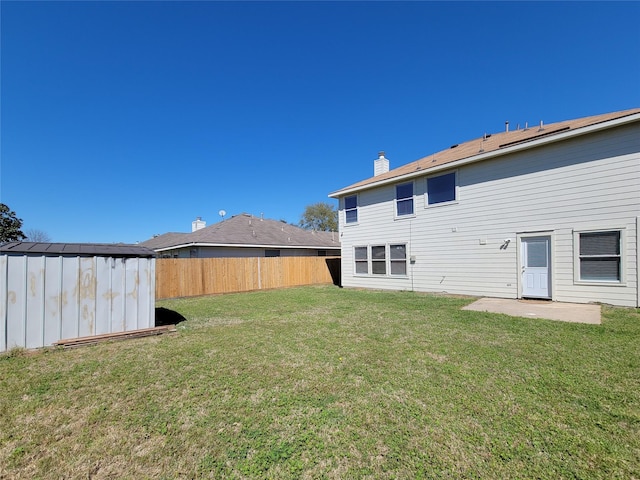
[462,298,601,324]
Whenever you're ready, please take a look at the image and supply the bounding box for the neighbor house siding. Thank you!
[161,247,339,258]
[339,121,639,306]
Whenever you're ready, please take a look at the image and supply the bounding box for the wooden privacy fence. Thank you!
[156,257,341,299]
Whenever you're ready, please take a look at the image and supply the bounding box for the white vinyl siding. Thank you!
[338,121,639,306]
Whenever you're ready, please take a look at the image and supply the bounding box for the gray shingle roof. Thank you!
[140,213,340,251]
[0,242,156,257]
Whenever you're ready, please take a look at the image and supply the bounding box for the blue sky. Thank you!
[1,1,639,244]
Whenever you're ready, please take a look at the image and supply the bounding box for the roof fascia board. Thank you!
[328,112,640,198]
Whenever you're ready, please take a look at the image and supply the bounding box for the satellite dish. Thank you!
[219,210,226,220]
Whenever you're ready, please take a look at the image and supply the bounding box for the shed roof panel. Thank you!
[0,242,156,257]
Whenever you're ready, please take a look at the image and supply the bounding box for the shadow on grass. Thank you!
[155,307,187,327]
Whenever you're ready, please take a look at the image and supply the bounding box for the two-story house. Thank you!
[329,108,640,307]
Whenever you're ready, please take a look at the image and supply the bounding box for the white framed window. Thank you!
[353,244,408,277]
[574,229,624,284]
[371,245,386,275]
[426,171,457,206]
[395,182,414,217]
[354,246,368,274]
[389,244,407,275]
[345,195,358,224]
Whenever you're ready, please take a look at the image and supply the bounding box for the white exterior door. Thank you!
[521,236,551,299]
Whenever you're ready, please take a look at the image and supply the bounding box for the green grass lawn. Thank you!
[1,285,639,479]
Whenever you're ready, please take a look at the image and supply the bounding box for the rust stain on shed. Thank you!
[78,260,97,300]
[102,290,121,301]
[29,273,37,296]
[127,271,139,300]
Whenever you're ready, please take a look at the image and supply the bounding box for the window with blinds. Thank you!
[353,244,408,276]
[578,231,621,282]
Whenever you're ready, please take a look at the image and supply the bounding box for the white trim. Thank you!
[328,112,640,198]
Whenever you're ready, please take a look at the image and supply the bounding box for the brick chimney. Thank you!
[374,151,389,176]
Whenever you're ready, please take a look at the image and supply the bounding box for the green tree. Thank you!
[299,202,338,232]
[0,203,26,243]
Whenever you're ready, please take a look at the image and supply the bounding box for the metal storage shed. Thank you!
[0,242,156,352]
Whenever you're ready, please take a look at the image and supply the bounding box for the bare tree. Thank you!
[25,228,52,242]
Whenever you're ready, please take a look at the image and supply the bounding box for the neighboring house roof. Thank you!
[140,213,340,252]
[0,242,156,257]
[329,108,640,197]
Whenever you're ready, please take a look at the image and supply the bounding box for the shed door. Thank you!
[521,236,551,299]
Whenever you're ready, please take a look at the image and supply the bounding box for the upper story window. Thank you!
[576,230,622,283]
[426,171,457,206]
[265,249,281,257]
[345,195,358,224]
[396,182,414,216]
